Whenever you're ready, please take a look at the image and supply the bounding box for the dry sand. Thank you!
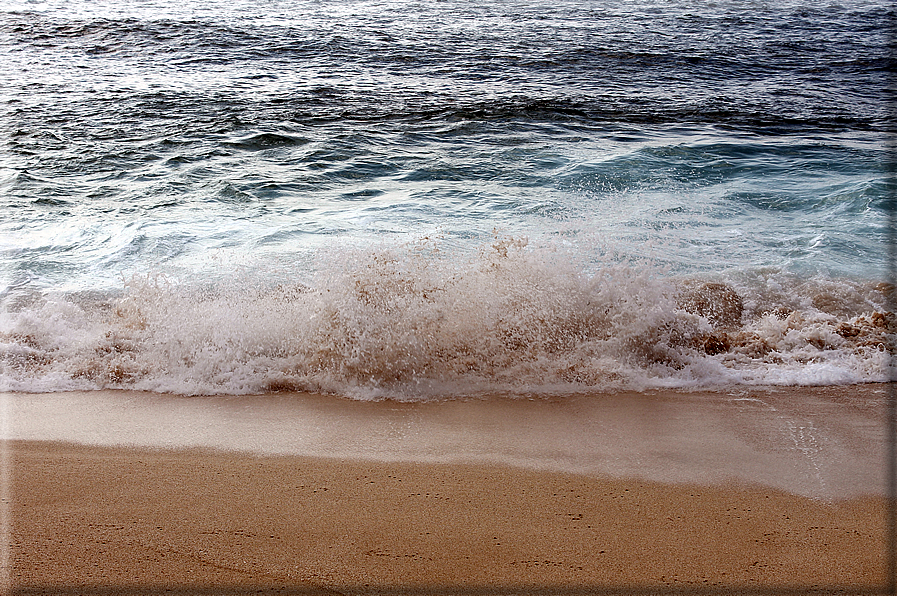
[4,385,893,594]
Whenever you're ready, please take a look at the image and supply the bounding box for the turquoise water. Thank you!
[1,0,894,397]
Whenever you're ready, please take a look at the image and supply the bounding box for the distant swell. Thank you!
[4,2,893,133]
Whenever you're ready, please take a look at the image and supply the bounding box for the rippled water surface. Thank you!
[1,0,894,396]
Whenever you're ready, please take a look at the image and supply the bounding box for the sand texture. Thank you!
[4,384,891,594]
[11,441,887,595]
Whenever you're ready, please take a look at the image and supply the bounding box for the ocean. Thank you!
[1,0,894,399]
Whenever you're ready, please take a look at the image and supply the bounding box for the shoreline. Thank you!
[10,440,887,594]
[3,384,889,499]
[5,384,892,592]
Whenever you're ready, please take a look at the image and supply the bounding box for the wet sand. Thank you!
[4,384,892,594]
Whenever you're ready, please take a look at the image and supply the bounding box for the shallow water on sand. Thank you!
[6,385,886,499]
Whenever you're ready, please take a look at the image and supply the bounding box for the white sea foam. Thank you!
[0,236,893,399]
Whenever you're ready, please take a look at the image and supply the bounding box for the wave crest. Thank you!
[1,237,893,398]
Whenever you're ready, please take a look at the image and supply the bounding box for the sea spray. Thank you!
[1,236,893,398]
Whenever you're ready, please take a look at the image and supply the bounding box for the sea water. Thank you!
[1,0,894,398]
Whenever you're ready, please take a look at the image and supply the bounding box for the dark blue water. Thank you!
[1,0,894,397]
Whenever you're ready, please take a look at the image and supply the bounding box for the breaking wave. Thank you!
[1,236,893,399]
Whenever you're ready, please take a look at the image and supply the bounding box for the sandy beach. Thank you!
[5,385,892,594]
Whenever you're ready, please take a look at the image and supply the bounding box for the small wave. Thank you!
[1,237,892,399]
[223,132,309,151]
